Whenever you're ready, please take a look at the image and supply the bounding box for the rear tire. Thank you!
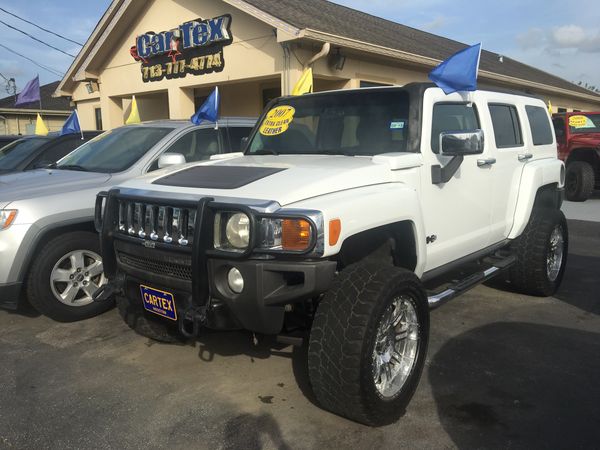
[508,208,568,296]
[116,295,184,343]
[308,264,429,426]
[565,161,595,202]
[26,231,113,322]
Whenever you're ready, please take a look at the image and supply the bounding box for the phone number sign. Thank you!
[130,15,233,83]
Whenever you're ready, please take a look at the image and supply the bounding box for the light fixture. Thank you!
[330,48,346,71]
[85,81,99,94]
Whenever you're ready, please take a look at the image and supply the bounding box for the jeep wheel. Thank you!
[116,295,184,343]
[308,264,429,426]
[509,208,568,297]
[565,161,595,202]
[26,231,113,322]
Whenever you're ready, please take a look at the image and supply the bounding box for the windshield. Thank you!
[568,113,600,134]
[247,90,410,156]
[0,138,50,170]
[57,126,173,172]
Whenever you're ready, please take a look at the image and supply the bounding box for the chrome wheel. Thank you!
[372,295,420,399]
[547,225,565,282]
[50,250,106,306]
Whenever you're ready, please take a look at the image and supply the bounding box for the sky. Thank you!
[0,0,598,97]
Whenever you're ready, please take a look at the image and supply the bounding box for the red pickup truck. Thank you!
[552,112,600,201]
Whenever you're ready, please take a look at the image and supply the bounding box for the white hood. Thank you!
[121,155,401,206]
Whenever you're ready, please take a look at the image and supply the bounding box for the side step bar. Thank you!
[427,255,516,309]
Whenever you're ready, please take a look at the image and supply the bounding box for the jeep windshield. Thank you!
[569,113,600,134]
[0,137,50,170]
[246,89,410,156]
[56,126,173,173]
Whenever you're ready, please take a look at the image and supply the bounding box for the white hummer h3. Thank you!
[95,83,567,426]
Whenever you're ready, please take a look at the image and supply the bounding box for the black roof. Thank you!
[0,81,71,111]
[244,0,597,97]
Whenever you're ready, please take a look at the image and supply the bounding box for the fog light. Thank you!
[227,267,244,294]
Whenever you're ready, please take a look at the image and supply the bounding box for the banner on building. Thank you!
[130,15,233,83]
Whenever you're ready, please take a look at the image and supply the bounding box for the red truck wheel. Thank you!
[565,161,595,202]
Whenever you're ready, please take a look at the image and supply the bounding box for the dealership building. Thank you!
[55,0,600,130]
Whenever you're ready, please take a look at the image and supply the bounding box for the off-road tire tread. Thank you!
[566,161,595,202]
[26,231,114,322]
[509,208,568,296]
[308,263,428,426]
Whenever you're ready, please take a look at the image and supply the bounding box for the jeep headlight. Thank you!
[214,212,251,252]
[0,210,17,231]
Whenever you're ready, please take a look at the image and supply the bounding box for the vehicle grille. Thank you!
[115,199,198,247]
[118,252,192,280]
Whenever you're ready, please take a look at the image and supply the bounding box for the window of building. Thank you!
[431,103,480,153]
[525,105,553,145]
[488,104,523,148]
[262,87,281,108]
[557,107,567,113]
[94,108,103,131]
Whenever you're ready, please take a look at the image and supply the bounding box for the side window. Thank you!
[488,104,523,148]
[552,117,565,139]
[431,103,480,153]
[30,138,84,167]
[225,127,252,152]
[157,128,220,167]
[525,105,553,145]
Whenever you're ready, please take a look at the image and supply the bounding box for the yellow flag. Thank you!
[292,68,313,96]
[126,95,141,124]
[548,100,553,114]
[35,113,49,136]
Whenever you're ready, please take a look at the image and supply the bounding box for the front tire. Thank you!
[508,208,568,296]
[308,264,429,426]
[26,231,113,322]
[565,161,595,202]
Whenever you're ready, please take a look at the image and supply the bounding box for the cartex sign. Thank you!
[130,15,233,82]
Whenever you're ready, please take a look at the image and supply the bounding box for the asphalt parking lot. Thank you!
[1,199,598,449]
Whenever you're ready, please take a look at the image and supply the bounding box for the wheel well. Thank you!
[533,183,561,211]
[336,221,417,271]
[566,148,599,167]
[18,221,96,282]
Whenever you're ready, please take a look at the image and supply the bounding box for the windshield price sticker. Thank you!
[259,106,296,136]
[568,115,591,128]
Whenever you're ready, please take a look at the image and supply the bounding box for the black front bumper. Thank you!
[97,190,336,335]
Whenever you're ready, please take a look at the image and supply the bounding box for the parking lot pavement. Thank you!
[562,191,600,222]
[1,222,598,449]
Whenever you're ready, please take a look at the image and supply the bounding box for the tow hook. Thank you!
[93,274,125,302]
[179,306,207,338]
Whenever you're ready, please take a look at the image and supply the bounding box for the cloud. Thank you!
[517,24,600,53]
[421,15,448,32]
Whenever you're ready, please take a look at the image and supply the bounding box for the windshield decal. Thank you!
[259,106,295,136]
[569,115,593,128]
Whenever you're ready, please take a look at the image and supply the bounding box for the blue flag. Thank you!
[191,87,219,125]
[60,110,82,136]
[429,43,482,95]
[15,75,41,106]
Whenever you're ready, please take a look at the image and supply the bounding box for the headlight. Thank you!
[258,217,312,252]
[214,212,251,252]
[0,210,17,231]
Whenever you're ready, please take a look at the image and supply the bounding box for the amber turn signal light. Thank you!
[282,219,312,251]
[329,219,341,246]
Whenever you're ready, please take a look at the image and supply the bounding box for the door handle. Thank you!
[477,158,497,167]
[518,153,533,162]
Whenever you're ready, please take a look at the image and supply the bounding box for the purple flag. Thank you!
[15,76,41,106]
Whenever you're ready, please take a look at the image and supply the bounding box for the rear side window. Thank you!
[488,104,523,148]
[431,103,480,153]
[525,106,553,145]
[226,127,252,152]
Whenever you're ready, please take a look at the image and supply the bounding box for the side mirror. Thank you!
[440,129,484,156]
[158,153,186,169]
[240,136,249,151]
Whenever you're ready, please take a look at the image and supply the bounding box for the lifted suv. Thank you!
[553,112,600,201]
[96,84,567,426]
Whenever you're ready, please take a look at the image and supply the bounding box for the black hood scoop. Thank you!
[152,165,286,189]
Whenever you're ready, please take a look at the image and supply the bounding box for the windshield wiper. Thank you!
[252,148,279,156]
[318,150,356,156]
[55,164,89,172]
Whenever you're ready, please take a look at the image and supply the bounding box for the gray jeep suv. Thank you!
[0,117,255,321]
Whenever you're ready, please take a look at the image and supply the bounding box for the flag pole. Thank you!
[75,110,84,140]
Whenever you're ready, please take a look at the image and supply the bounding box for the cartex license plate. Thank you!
[140,285,177,321]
